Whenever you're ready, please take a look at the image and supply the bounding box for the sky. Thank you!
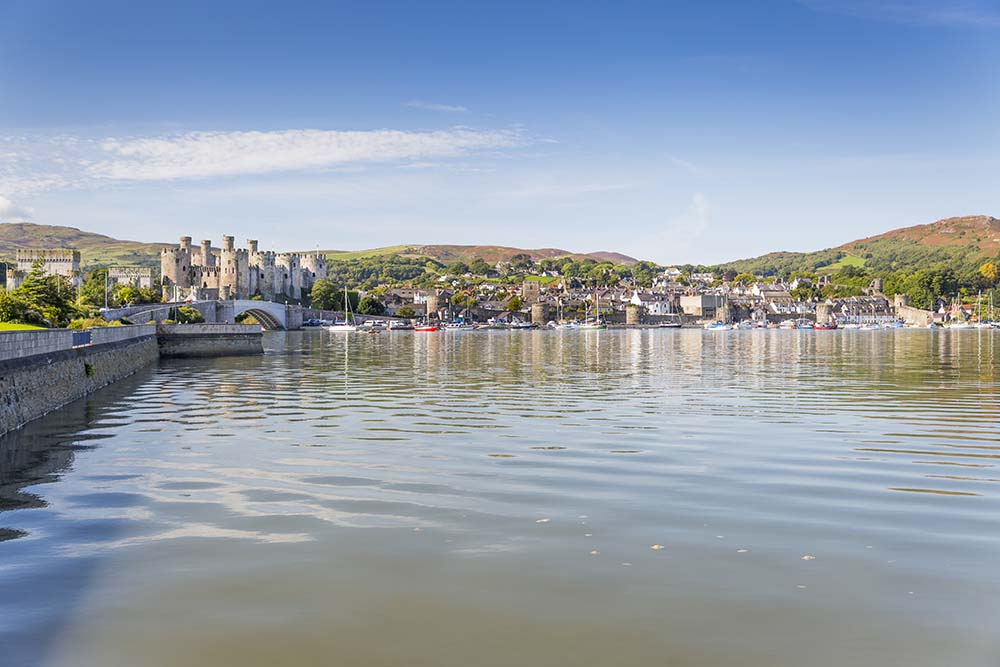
[0,0,997,264]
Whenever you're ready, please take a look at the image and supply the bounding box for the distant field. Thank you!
[321,246,413,261]
[818,254,866,274]
[0,323,44,331]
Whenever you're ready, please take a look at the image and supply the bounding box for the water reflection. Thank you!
[0,329,998,667]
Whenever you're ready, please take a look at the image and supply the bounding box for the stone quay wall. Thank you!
[0,326,158,436]
[156,324,264,358]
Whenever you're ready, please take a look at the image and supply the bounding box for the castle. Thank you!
[161,236,327,302]
[6,249,82,290]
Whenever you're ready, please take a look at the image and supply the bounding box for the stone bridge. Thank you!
[103,300,303,330]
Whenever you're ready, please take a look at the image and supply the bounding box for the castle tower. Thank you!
[161,236,193,299]
[199,240,215,267]
[300,253,327,293]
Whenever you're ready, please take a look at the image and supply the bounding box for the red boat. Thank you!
[813,322,838,330]
[415,325,438,332]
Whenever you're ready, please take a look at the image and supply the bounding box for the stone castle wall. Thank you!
[161,235,326,302]
[0,329,158,436]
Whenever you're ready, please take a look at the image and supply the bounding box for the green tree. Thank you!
[0,290,47,326]
[15,262,79,326]
[79,268,111,307]
[310,279,341,310]
[357,295,386,316]
[115,284,139,306]
[506,295,523,311]
[509,253,534,272]
[447,261,470,275]
[395,305,415,319]
[175,306,205,324]
[733,272,756,285]
[469,257,491,276]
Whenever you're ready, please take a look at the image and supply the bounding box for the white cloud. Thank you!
[86,128,520,181]
[799,0,1000,27]
[0,195,32,221]
[404,100,469,113]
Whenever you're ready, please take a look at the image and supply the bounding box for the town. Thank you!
[2,234,998,330]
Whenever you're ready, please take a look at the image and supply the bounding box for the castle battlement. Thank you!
[162,234,326,301]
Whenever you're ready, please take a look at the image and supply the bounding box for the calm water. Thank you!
[2,329,999,667]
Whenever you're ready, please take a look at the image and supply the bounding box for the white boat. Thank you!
[326,286,358,332]
[444,322,475,331]
[704,321,732,330]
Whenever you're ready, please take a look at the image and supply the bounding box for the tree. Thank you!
[447,261,470,276]
[14,262,79,326]
[174,306,205,324]
[0,290,46,326]
[79,268,110,308]
[506,295,523,311]
[469,257,491,276]
[395,305,415,319]
[310,279,341,310]
[115,285,139,306]
[733,272,755,285]
[979,262,998,285]
[357,296,386,316]
[509,253,534,272]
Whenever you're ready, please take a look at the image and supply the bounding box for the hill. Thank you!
[317,244,637,265]
[0,223,163,267]
[0,222,638,269]
[719,215,1000,276]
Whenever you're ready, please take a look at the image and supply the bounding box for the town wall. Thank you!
[156,324,264,358]
[0,326,158,436]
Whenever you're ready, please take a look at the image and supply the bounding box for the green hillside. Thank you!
[315,244,637,265]
[0,223,162,267]
[719,215,1000,276]
[0,222,639,270]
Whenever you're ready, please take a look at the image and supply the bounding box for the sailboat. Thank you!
[658,297,682,328]
[580,290,607,329]
[326,286,357,332]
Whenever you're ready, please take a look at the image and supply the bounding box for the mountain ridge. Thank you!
[0,222,640,268]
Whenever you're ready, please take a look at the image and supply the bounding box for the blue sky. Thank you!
[0,0,997,264]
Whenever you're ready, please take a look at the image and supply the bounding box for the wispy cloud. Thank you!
[0,127,524,193]
[799,0,1000,27]
[404,100,469,113]
[503,182,634,200]
[0,195,32,221]
[90,128,519,181]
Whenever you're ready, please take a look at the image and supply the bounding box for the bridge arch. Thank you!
[231,300,286,330]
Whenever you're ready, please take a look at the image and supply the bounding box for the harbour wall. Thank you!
[0,325,158,436]
[157,324,263,358]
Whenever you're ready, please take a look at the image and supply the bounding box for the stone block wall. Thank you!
[0,330,75,362]
[156,324,264,358]
[0,334,158,436]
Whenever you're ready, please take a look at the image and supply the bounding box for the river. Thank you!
[2,329,999,666]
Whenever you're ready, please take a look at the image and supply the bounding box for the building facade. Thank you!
[161,236,327,302]
[5,249,82,289]
[109,266,155,289]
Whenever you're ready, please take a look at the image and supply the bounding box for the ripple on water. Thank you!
[1,329,999,667]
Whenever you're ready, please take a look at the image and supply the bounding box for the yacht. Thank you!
[326,286,358,332]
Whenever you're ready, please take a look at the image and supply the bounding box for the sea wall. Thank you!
[157,324,264,358]
[0,326,158,436]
